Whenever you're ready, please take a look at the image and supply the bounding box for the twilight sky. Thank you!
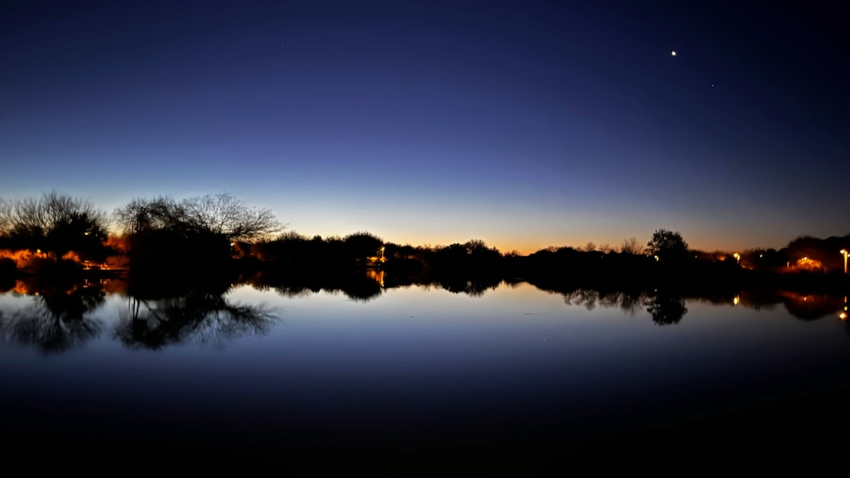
[1,0,848,253]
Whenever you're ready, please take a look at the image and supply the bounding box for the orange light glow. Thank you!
[366,269,385,288]
[792,256,825,271]
[11,280,31,295]
[105,235,130,253]
[61,251,81,262]
[0,249,46,269]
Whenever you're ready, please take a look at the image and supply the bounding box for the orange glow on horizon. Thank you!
[0,249,47,269]
[105,235,130,253]
[0,248,118,271]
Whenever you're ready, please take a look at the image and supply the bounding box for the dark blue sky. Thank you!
[2,0,848,252]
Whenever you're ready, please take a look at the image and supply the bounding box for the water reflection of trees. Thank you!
[249,271,384,302]
[247,268,504,302]
[3,268,848,346]
[773,291,844,321]
[551,286,849,325]
[429,276,501,297]
[562,290,643,314]
[0,285,104,354]
[114,291,277,350]
[645,294,688,326]
[557,288,687,324]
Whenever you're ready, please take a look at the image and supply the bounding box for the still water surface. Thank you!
[2,281,849,470]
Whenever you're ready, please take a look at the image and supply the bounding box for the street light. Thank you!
[733,252,740,263]
[841,249,848,274]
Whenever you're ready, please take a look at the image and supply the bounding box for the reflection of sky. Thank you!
[1,1,848,253]
[2,283,850,442]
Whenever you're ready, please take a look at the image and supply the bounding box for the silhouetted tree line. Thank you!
[249,231,384,270]
[2,194,849,292]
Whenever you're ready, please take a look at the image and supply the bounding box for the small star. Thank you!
[671,51,677,56]
[711,84,715,88]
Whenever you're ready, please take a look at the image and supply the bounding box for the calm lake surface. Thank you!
[2,280,849,472]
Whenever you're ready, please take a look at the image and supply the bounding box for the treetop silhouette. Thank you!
[647,229,689,262]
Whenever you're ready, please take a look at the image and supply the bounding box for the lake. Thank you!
[2,278,849,474]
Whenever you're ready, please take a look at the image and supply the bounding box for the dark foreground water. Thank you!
[2,281,849,474]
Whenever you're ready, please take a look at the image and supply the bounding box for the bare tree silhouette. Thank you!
[0,192,109,259]
[114,193,280,269]
[619,237,645,255]
[115,193,280,241]
[182,193,281,242]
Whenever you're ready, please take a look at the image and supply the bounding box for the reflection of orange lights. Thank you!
[103,279,128,295]
[9,278,125,296]
[11,281,31,295]
[105,255,129,269]
[366,269,385,288]
[778,291,820,305]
